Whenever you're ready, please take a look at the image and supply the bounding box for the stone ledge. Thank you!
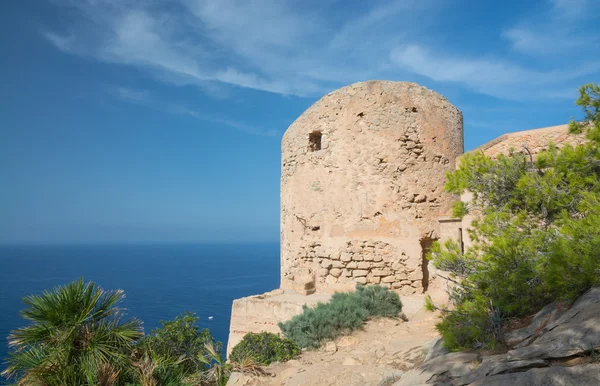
[226,290,331,356]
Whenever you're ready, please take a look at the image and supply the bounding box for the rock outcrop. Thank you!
[398,287,600,385]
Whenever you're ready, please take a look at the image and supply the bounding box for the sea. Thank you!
[0,243,280,373]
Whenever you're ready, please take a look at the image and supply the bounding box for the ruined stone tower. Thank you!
[280,81,464,295]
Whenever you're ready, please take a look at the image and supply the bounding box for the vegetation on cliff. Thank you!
[2,279,230,386]
[229,332,299,366]
[427,83,600,351]
[279,285,403,349]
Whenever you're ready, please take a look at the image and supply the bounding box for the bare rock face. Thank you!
[398,287,600,386]
[280,81,464,294]
[507,286,600,360]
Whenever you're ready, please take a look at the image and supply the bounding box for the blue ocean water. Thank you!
[0,243,280,371]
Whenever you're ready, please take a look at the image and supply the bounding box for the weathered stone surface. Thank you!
[226,291,331,355]
[398,352,478,385]
[468,363,600,386]
[329,268,342,277]
[423,337,448,363]
[508,287,600,360]
[225,372,254,386]
[338,336,360,347]
[504,301,570,348]
[372,268,392,277]
[397,288,600,386]
[474,124,588,161]
[342,356,362,366]
[454,355,548,385]
[281,81,464,293]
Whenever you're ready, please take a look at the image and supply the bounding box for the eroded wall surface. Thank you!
[226,290,331,356]
[281,81,464,295]
[475,124,587,159]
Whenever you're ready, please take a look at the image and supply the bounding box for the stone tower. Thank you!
[280,81,463,295]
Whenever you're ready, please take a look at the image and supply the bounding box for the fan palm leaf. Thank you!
[2,278,142,385]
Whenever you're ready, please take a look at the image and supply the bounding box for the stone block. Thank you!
[400,286,416,296]
[330,268,342,277]
[408,270,422,281]
[353,270,368,277]
[372,268,392,276]
[411,280,423,289]
[292,274,315,295]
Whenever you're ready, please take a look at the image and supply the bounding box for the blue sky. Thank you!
[1,0,599,244]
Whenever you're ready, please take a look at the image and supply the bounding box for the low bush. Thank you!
[229,332,300,365]
[427,83,600,351]
[278,285,403,349]
[138,312,218,374]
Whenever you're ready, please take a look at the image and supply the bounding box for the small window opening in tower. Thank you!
[309,131,322,152]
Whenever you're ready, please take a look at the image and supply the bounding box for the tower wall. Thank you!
[280,81,464,295]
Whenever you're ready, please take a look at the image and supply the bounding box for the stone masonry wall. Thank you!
[473,124,587,160]
[281,81,464,295]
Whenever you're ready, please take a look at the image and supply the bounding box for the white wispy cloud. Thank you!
[41,0,442,96]
[43,0,600,101]
[503,0,600,55]
[389,44,600,100]
[116,86,149,102]
[113,86,277,136]
[42,31,74,52]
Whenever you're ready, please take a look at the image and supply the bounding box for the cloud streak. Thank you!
[44,0,600,101]
[390,44,600,100]
[502,0,600,55]
[114,86,278,137]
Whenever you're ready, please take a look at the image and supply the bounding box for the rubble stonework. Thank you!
[473,123,587,160]
[280,81,464,294]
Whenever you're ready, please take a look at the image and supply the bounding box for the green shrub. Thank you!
[229,332,299,365]
[3,282,230,386]
[428,83,600,351]
[2,278,143,385]
[355,283,404,317]
[278,285,403,349]
[138,312,219,374]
